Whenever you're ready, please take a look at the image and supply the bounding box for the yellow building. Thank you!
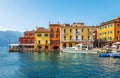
[60,23,96,49]
[97,24,114,42]
[34,27,50,51]
[97,17,120,47]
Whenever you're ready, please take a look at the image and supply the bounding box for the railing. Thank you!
[61,39,94,42]
[74,31,80,35]
[63,32,68,34]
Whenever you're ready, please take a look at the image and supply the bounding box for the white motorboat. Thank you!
[62,44,97,54]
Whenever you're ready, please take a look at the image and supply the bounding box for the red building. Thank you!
[18,30,35,51]
[49,23,60,51]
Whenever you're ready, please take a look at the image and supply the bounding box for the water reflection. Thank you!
[0,48,120,78]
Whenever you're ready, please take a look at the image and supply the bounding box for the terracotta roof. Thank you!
[35,27,50,33]
[101,17,120,26]
[49,24,60,26]
[24,30,35,33]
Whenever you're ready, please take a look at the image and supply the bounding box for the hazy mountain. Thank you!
[0,30,23,47]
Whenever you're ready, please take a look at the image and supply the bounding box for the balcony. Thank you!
[88,31,92,35]
[75,31,80,35]
[61,39,94,42]
[63,32,68,35]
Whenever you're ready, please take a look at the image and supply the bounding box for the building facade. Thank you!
[19,30,35,51]
[97,17,120,47]
[49,24,60,51]
[34,27,50,51]
[60,23,96,49]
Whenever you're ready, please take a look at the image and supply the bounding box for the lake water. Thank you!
[0,47,120,78]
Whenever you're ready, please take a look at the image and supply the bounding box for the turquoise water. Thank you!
[0,47,120,78]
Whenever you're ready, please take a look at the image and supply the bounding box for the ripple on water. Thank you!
[0,49,120,78]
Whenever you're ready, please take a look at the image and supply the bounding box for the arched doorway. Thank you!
[63,43,66,48]
[69,43,72,47]
[53,46,59,50]
[45,46,48,50]
[38,46,42,51]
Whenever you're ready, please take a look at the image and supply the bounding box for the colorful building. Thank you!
[34,27,50,51]
[49,24,60,51]
[9,17,120,52]
[97,17,120,47]
[60,23,96,49]
[19,30,35,51]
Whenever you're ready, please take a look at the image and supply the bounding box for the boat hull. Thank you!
[98,53,120,58]
[62,50,97,54]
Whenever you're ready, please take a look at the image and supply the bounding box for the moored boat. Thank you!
[98,53,120,58]
[62,44,97,54]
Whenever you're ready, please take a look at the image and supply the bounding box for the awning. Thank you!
[19,44,34,46]
[8,44,19,46]
[113,42,120,45]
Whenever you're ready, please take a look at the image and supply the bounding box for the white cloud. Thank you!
[0,26,17,31]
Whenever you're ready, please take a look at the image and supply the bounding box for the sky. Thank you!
[0,0,120,32]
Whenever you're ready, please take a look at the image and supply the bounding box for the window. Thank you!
[88,36,90,40]
[117,24,120,27]
[28,40,30,43]
[31,40,34,43]
[51,28,53,32]
[108,37,112,41]
[45,40,48,44]
[88,29,91,34]
[38,40,40,44]
[64,29,66,33]
[108,24,112,28]
[70,29,72,32]
[98,27,101,30]
[45,34,48,37]
[37,34,41,37]
[76,36,78,40]
[88,29,90,32]
[69,43,72,47]
[108,31,112,34]
[64,36,66,41]
[63,43,66,48]
[82,35,84,40]
[117,31,120,33]
[70,36,72,40]
[50,34,54,38]
[56,28,59,32]
[22,40,25,44]
[104,32,106,34]
[117,36,120,40]
[82,28,84,32]
[56,34,59,38]
[103,37,106,41]
[76,29,79,33]
[76,29,78,33]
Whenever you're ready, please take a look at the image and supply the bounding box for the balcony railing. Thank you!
[74,31,80,35]
[88,31,93,35]
[61,39,94,42]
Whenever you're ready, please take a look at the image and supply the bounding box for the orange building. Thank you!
[49,23,60,51]
[114,17,120,42]
[97,17,120,47]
